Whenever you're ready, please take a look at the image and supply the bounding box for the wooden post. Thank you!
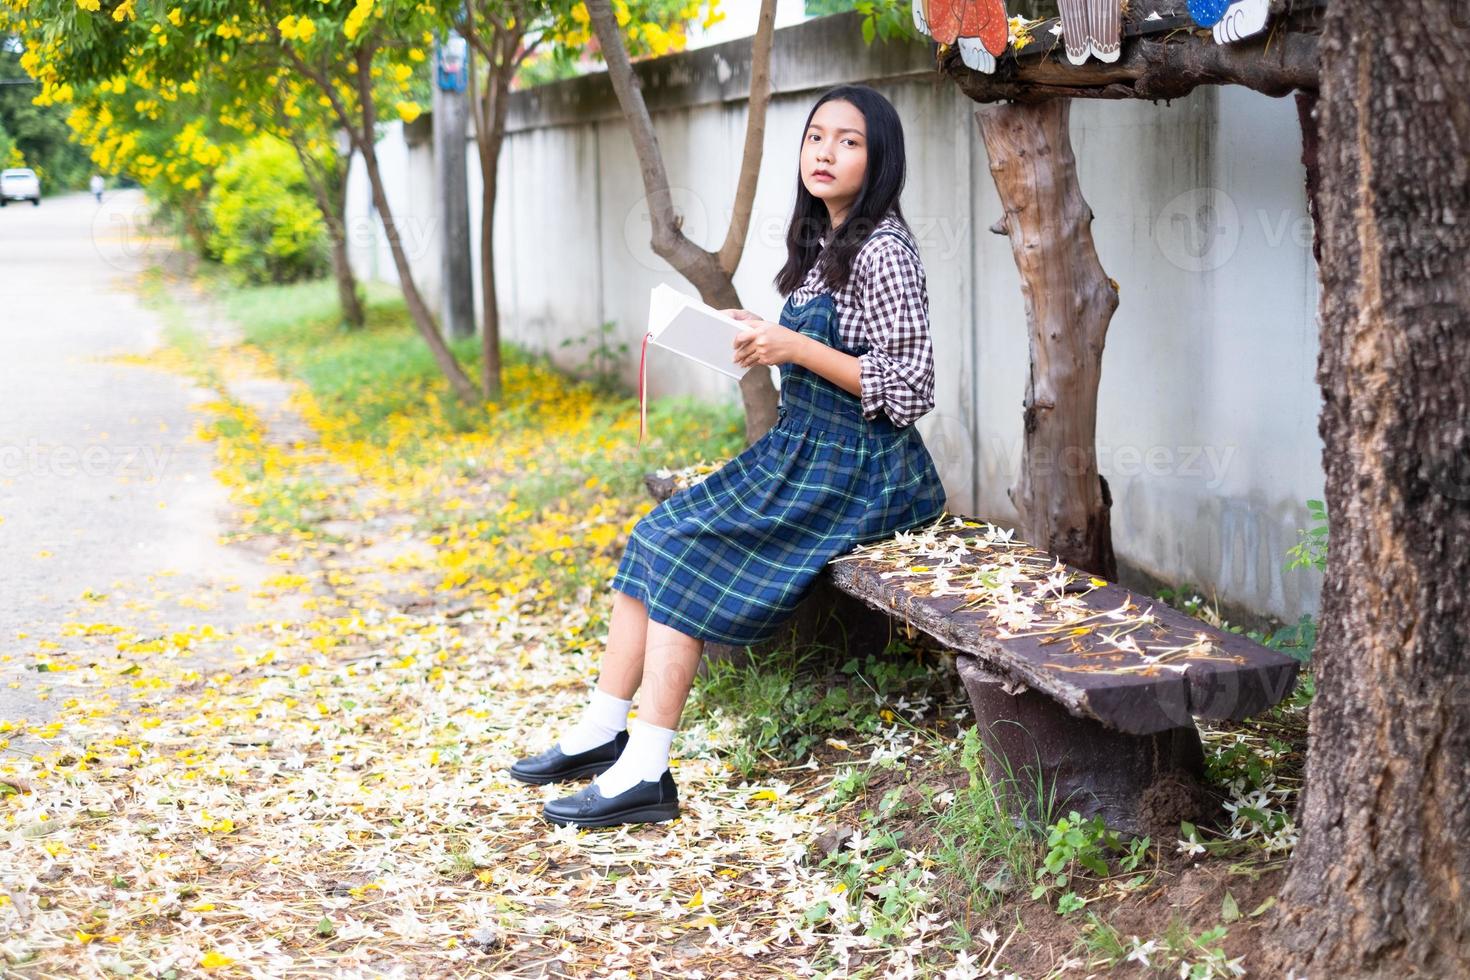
[977,100,1119,579]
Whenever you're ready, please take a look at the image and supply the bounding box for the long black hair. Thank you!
[773,84,911,297]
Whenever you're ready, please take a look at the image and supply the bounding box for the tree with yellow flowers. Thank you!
[13,0,740,404]
[452,0,726,399]
[212,62,375,326]
[66,85,228,254]
[16,0,482,402]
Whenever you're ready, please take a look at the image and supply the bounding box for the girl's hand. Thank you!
[732,318,807,369]
[716,308,761,322]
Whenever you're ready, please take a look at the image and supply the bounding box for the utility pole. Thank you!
[433,31,475,341]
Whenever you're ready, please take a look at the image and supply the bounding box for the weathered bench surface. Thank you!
[828,515,1301,735]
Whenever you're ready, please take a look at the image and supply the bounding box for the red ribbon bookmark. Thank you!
[638,331,651,447]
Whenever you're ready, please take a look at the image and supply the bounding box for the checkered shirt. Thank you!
[788,213,935,429]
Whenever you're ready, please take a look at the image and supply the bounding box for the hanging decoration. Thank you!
[958,0,1010,74]
[917,0,959,45]
[1210,0,1270,43]
[915,0,1009,75]
[925,0,1277,75]
[1057,0,1122,65]
[1188,0,1231,27]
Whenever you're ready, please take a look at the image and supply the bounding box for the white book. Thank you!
[638,283,757,444]
[645,283,755,380]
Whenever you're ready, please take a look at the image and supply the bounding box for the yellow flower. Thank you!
[167,7,182,26]
[343,0,374,40]
[279,14,317,42]
[395,100,421,124]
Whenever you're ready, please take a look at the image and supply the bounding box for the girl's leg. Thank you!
[552,590,649,754]
[635,619,705,729]
[595,590,651,699]
[592,619,704,796]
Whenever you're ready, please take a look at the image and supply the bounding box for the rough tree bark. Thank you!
[1266,1,1470,975]
[585,0,781,444]
[977,100,1118,579]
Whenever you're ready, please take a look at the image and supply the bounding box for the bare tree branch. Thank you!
[716,0,776,278]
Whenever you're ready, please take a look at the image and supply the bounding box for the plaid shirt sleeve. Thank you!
[856,238,935,428]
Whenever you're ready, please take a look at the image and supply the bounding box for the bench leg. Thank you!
[956,655,1207,839]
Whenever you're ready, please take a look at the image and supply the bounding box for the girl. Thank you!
[510,84,948,828]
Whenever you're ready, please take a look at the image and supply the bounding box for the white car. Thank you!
[0,168,41,206]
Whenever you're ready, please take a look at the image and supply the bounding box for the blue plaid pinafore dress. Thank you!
[610,234,948,646]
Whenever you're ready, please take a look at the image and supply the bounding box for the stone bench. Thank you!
[645,471,1301,836]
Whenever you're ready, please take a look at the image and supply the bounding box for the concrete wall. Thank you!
[345,12,1326,622]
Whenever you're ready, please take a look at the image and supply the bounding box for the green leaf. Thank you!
[861,18,876,44]
[1056,892,1086,914]
[1249,895,1278,918]
[1221,891,1240,922]
[315,915,336,937]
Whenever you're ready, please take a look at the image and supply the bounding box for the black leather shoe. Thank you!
[541,770,680,828]
[509,729,630,785]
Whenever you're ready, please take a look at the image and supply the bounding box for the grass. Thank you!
[921,724,1052,914]
[685,637,944,779]
[216,276,745,482]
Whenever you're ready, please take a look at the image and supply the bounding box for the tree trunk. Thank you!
[287,133,365,329]
[976,100,1118,579]
[1267,1,1470,975]
[279,41,478,401]
[350,50,481,405]
[470,34,518,403]
[585,0,780,445]
[327,180,366,330]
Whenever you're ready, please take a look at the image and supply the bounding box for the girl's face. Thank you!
[801,99,867,227]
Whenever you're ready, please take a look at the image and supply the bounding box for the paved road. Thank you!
[0,189,272,730]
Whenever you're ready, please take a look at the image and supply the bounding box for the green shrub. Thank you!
[206,135,328,285]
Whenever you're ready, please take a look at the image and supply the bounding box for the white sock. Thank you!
[593,716,675,796]
[556,687,632,754]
